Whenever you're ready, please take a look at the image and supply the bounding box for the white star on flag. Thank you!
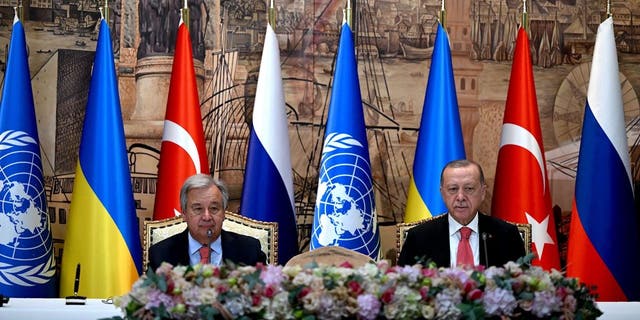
[525,212,555,260]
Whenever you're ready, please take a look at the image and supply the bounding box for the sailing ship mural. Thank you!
[1,0,640,268]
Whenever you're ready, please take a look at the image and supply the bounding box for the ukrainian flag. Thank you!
[59,20,142,298]
[404,23,465,222]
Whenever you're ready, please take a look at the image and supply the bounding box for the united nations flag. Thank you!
[0,17,57,297]
[310,23,380,260]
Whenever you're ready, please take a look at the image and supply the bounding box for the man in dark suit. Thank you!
[398,160,525,267]
[148,174,266,271]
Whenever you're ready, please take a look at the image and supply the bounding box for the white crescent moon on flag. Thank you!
[162,120,202,174]
[499,123,546,193]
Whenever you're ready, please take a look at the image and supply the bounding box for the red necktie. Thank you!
[457,226,474,267]
[199,245,210,264]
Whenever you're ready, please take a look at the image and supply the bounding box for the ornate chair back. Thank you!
[143,211,278,270]
[395,217,532,264]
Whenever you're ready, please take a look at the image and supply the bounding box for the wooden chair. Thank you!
[395,217,532,264]
[142,211,278,270]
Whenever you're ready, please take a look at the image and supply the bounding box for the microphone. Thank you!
[481,232,491,266]
[65,263,86,305]
[206,229,213,264]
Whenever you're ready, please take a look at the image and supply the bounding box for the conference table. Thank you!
[0,298,122,319]
[0,298,637,319]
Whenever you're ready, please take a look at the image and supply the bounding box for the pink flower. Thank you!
[419,286,430,300]
[260,265,285,287]
[421,267,437,278]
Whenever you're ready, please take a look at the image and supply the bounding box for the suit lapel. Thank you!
[435,216,451,267]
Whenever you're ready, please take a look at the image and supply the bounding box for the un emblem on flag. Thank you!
[311,133,379,258]
[0,130,55,286]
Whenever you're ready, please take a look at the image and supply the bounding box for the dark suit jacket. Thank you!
[148,229,267,271]
[397,213,525,267]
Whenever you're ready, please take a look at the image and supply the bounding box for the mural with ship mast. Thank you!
[3,0,640,261]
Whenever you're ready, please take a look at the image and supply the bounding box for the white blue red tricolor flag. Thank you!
[567,17,640,301]
[0,16,57,298]
[310,23,379,259]
[240,23,298,264]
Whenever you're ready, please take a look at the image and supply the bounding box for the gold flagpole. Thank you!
[103,0,109,24]
[607,0,612,18]
[269,0,276,27]
[440,0,446,28]
[182,0,190,30]
[344,0,352,27]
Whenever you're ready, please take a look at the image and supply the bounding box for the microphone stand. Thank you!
[206,229,213,264]
[482,233,490,266]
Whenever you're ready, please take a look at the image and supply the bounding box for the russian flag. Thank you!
[59,20,142,298]
[403,23,465,223]
[566,17,640,301]
[240,23,298,265]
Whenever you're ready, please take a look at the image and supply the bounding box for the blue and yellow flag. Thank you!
[59,19,142,298]
[404,23,465,222]
[0,17,57,298]
[240,23,298,264]
[310,23,379,259]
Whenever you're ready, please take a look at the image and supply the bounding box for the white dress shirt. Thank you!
[448,213,480,267]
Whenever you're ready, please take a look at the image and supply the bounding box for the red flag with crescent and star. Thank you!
[153,22,209,220]
[491,27,561,271]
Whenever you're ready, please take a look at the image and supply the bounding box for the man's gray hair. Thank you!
[179,174,229,212]
[440,159,486,186]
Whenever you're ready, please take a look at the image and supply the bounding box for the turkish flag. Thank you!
[491,28,561,270]
[153,23,209,220]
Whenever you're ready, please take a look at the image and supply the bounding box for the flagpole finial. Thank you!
[344,0,352,28]
[13,7,18,23]
[181,0,190,30]
[268,0,276,28]
[607,0,612,18]
[16,0,23,22]
[440,0,446,28]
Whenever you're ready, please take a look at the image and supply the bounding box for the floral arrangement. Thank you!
[114,259,602,320]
